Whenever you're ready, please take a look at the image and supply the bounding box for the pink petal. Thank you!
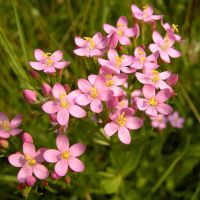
[69,105,86,118]
[42,101,59,114]
[68,157,85,172]
[78,79,91,93]
[135,72,149,84]
[152,31,163,44]
[117,16,127,27]
[149,44,159,53]
[57,108,69,126]
[157,103,173,115]
[88,75,98,85]
[126,117,143,130]
[50,50,63,61]
[118,127,131,144]
[104,122,118,136]
[0,112,8,121]
[69,143,86,157]
[98,58,111,66]
[76,94,91,106]
[160,51,170,63]
[23,142,36,157]
[119,36,131,45]
[18,166,33,183]
[103,24,117,34]
[156,89,171,103]
[67,90,81,104]
[75,37,87,47]
[92,32,102,44]
[29,62,44,70]
[10,114,22,128]
[34,49,45,61]
[52,83,66,99]
[0,129,10,138]
[54,61,69,69]
[142,84,155,99]
[168,48,181,58]
[74,48,89,57]
[43,66,56,73]
[90,49,102,57]
[146,107,157,116]
[131,4,142,19]
[56,134,69,152]
[33,163,49,179]
[10,128,23,136]
[124,27,135,37]
[108,49,118,61]
[122,55,133,67]
[55,160,68,176]
[90,99,103,113]
[159,71,171,80]
[44,149,60,163]
[35,148,46,163]
[8,153,25,167]
[136,98,148,111]
[113,73,128,85]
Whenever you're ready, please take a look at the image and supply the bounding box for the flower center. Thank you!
[116,112,127,127]
[115,56,123,67]
[149,97,157,107]
[117,29,123,36]
[90,87,98,99]
[105,74,114,87]
[84,37,96,49]
[172,24,179,32]
[25,154,36,166]
[0,120,11,132]
[140,56,145,63]
[60,93,69,108]
[151,70,159,83]
[138,48,145,55]
[61,151,70,160]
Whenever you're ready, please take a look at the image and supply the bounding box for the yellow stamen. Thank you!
[43,52,52,58]
[25,154,36,166]
[105,74,114,87]
[90,87,98,99]
[149,97,157,107]
[46,58,53,67]
[118,100,126,108]
[61,151,70,160]
[59,93,69,108]
[143,4,149,10]
[115,56,123,67]
[0,120,10,132]
[140,56,145,63]
[84,37,96,49]
[117,29,123,36]
[172,24,179,32]
[138,48,145,55]
[151,70,159,83]
[116,112,127,127]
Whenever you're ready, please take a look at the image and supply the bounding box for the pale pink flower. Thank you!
[29,49,69,74]
[98,49,134,74]
[135,70,172,90]
[104,108,143,144]
[137,85,173,116]
[44,134,86,177]
[0,113,22,139]
[131,4,163,23]
[131,89,142,111]
[151,114,167,130]
[23,90,37,104]
[8,142,48,183]
[168,111,184,128]
[149,31,181,63]
[42,83,86,126]
[103,16,139,46]
[76,75,112,113]
[73,32,108,57]
[130,47,158,70]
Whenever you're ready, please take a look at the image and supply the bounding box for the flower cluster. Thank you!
[2,4,185,193]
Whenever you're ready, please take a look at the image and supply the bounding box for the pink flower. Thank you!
[76,75,111,113]
[137,85,173,116]
[44,134,86,176]
[8,142,48,183]
[23,90,37,104]
[103,16,139,46]
[42,83,52,97]
[130,47,158,70]
[104,108,143,144]
[21,132,33,143]
[149,31,181,63]
[29,49,69,74]
[73,32,108,57]
[168,111,184,128]
[42,83,86,126]
[131,4,163,23]
[151,114,167,130]
[0,113,22,138]
[135,70,172,90]
[98,49,134,74]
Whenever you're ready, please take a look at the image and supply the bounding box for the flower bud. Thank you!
[0,139,9,149]
[63,84,70,93]
[65,175,71,184]
[49,114,57,122]
[42,83,52,97]
[23,90,37,104]
[29,70,40,79]
[21,132,33,143]
[51,172,61,180]
[26,176,36,187]
[167,74,179,86]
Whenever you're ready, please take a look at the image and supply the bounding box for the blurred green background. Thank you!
[0,0,200,199]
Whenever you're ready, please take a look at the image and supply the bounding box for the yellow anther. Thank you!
[61,151,70,160]
[140,56,145,63]
[151,70,159,83]
[25,154,36,166]
[115,56,123,67]
[105,74,114,87]
[116,112,127,127]
[0,120,10,132]
[43,52,52,58]
[117,22,124,28]
[149,97,157,107]
[59,93,69,108]
[117,29,123,36]
[118,100,126,108]
[138,48,145,55]
[143,4,149,10]
[84,37,96,49]
[46,58,53,66]
[172,24,179,32]
[90,87,98,99]
[105,74,112,80]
